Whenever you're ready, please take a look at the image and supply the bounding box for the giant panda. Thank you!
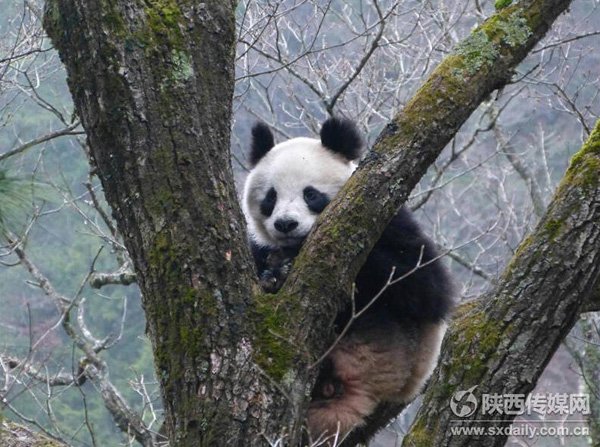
[242,117,453,441]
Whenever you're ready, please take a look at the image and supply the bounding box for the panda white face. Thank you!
[243,137,357,248]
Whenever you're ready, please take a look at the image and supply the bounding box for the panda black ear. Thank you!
[320,117,364,161]
[250,122,275,166]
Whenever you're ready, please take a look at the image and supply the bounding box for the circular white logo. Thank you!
[450,386,478,417]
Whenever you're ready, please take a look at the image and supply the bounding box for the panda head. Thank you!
[243,117,364,248]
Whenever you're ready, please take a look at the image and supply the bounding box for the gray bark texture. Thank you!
[401,119,600,446]
[41,0,593,445]
[42,1,271,445]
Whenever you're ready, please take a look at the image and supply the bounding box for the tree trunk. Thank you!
[403,119,600,446]
[42,1,274,444]
[42,0,583,445]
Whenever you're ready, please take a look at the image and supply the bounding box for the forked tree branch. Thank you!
[281,0,575,353]
[272,3,575,434]
[43,0,579,444]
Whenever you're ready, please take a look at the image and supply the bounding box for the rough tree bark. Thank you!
[42,1,265,445]
[41,0,585,445]
[402,118,600,446]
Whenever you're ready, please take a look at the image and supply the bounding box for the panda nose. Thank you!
[274,218,298,234]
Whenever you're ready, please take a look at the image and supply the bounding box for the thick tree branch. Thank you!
[282,0,574,347]
[268,1,574,437]
[403,118,600,446]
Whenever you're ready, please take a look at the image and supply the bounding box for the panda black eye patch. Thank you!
[260,187,277,216]
[303,186,329,213]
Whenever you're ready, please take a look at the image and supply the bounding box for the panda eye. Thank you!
[304,188,317,202]
[260,187,277,217]
[303,187,329,213]
[264,188,276,204]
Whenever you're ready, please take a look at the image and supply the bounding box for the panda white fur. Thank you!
[242,117,453,440]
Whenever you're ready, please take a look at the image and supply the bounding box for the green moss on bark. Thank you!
[446,310,504,384]
[402,418,434,447]
[452,7,532,77]
[521,1,548,32]
[147,231,213,385]
[390,54,472,141]
[42,0,61,40]
[544,219,564,240]
[142,0,185,49]
[122,0,195,89]
[495,0,513,10]
[482,8,532,47]
[100,0,127,37]
[498,13,532,46]
[253,292,301,382]
[566,122,600,191]
[157,49,195,90]
[504,234,535,276]
[391,7,536,138]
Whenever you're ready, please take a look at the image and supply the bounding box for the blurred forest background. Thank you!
[0,0,599,446]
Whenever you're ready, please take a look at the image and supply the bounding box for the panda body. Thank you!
[242,118,453,440]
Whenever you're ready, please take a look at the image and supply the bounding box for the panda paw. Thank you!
[259,249,294,293]
[259,269,283,293]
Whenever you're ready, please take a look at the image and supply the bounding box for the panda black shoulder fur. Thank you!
[242,117,453,440]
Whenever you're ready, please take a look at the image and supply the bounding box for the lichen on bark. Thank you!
[403,119,600,447]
